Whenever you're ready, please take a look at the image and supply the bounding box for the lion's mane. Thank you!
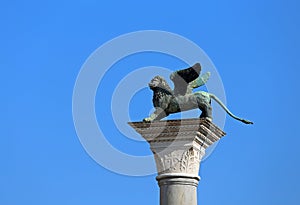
[150,76,173,108]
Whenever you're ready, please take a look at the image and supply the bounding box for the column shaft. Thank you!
[157,175,199,205]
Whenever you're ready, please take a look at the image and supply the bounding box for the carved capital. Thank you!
[129,118,226,177]
[152,146,203,176]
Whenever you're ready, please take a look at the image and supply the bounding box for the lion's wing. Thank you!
[186,72,211,94]
[170,63,201,96]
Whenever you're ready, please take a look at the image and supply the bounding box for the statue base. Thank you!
[129,118,226,205]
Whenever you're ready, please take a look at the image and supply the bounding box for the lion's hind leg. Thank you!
[199,103,212,120]
[196,95,212,121]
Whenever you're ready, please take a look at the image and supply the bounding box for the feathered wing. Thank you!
[186,72,211,94]
[170,63,201,95]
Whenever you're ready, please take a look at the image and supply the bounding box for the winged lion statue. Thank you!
[143,63,253,124]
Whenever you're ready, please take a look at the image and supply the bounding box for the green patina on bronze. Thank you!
[143,63,253,124]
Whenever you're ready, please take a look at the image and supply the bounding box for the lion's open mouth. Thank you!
[149,81,157,88]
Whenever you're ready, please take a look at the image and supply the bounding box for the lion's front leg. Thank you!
[143,107,168,122]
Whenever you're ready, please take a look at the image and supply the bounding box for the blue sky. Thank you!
[1,0,300,204]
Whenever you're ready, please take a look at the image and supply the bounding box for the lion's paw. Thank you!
[143,117,152,122]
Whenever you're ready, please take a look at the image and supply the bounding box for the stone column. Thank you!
[129,118,226,205]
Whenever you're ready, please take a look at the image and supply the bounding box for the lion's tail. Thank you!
[209,94,253,124]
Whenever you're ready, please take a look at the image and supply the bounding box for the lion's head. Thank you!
[148,76,172,93]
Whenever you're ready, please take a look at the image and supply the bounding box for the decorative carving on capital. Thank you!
[180,148,201,174]
[153,147,204,176]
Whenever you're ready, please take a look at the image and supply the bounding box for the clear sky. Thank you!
[1,0,300,205]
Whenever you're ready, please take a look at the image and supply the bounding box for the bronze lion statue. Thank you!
[143,63,253,124]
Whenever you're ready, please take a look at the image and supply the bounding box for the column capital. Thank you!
[129,118,226,177]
